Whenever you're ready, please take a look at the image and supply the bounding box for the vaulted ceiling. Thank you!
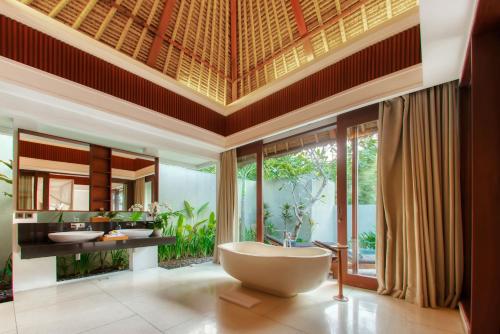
[18,0,418,106]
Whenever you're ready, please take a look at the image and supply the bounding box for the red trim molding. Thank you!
[226,26,421,135]
[0,15,421,136]
[19,140,89,165]
[111,156,155,171]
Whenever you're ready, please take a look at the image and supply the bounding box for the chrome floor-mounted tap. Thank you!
[283,232,292,248]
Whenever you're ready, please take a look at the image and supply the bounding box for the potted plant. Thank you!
[148,202,162,236]
[151,202,180,237]
[152,216,164,237]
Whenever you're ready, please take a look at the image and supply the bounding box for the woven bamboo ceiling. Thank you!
[19,0,418,106]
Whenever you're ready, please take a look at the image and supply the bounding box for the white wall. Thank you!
[0,133,13,268]
[158,164,216,214]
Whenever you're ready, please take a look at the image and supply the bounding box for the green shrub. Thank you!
[158,201,216,262]
[359,231,376,250]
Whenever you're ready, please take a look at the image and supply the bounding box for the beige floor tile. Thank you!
[385,315,464,334]
[82,315,161,334]
[405,304,464,333]
[92,269,176,303]
[165,301,303,334]
[15,293,133,334]
[264,288,413,334]
[0,302,17,334]
[13,280,102,313]
[9,261,462,334]
[122,291,208,331]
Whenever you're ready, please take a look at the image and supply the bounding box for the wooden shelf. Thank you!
[90,144,112,211]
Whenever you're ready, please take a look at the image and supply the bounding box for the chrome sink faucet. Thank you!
[70,223,85,230]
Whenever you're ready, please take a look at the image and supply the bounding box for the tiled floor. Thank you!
[1,263,464,334]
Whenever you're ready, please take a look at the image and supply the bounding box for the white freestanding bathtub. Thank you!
[218,241,332,297]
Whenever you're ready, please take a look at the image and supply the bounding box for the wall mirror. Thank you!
[17,130,159,212]
[111,150,157,211]
[17,131,90,211]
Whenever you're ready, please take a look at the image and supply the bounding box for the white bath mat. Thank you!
[219,289,261,308]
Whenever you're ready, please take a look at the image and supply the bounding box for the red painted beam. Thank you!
[291,0,308,35]
[147,0,177,67]
[290,0,314,60]
[231,0,238,101]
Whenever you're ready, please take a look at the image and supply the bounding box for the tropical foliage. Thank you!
[0,159,12,198]
[0,255,12,286]
[56,249,128,280]
[0,159,12,290]
[158,201,216,261]
[359,231,376,250]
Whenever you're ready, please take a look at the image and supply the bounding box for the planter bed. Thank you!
[159,256,212,269]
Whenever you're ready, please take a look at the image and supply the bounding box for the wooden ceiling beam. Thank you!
[231,0,238,101]
[95,0,123,40]
[147,0,177,67]
[115,0,143,50]
[386,0,393,19]
[72,0,97,29]
[291,0,314,61]
[166,36,232,81]
[124,0,148,53]
[240,0,369,81]
[48,0,71,18]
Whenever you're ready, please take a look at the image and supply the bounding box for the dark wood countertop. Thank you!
[19,236,176,259]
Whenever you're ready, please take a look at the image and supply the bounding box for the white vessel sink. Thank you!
[120,229,153,239]
[48,231,104,243]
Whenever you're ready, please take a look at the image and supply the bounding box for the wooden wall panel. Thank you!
[459,1,500,332]
[0,15,226,135]
[111,156,155,171]
[468,27,500,334]
[459,80,472,323]
[226,26,421,135]
[19,141,89,165]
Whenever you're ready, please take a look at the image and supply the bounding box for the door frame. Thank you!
[337,104,378,290]
[236,141,264,242]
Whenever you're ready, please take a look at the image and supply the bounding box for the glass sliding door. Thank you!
[346,121,378,278]
[338,106,378,289]
[237,154,258,241]
[262,126,337,247]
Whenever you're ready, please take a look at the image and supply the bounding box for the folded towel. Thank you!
[219,289,261,308]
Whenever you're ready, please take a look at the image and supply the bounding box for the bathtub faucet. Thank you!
[283,232,293,248]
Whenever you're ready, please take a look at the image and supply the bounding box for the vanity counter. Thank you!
[17,222,175,259]
[19,236,176,259]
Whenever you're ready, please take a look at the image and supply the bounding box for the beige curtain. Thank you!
[376,81,463,308]
[134,177,145,207]
[18,175,34,210]
[213,149,238,264]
